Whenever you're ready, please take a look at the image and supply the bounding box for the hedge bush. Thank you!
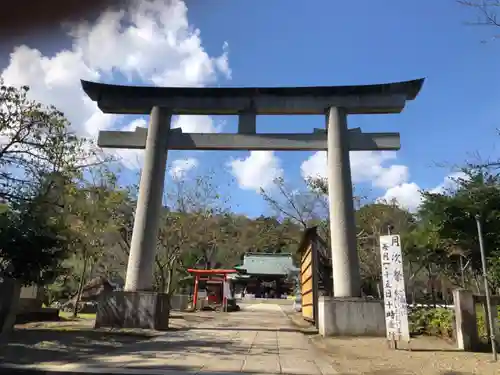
[408,306,454,338]
[476,305,500,339]
[408,305,500,340]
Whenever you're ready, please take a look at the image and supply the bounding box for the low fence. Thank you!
[408,303,454,310]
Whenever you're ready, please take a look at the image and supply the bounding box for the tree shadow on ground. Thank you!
[0,329,492,375]
[1,364,482,375]
[0,327,269,366]
[0,328,154,364]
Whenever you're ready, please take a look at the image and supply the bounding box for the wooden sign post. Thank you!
[379,235,410,349]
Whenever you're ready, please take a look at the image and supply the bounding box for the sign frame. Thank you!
[379,234,410,347]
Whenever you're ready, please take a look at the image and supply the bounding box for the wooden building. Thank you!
[229,253,299,298]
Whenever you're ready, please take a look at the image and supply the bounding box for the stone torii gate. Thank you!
[82,79,424,331]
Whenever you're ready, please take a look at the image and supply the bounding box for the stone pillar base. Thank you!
[452,289,479,351]
[95,291,170,331]
[318,296,385,337]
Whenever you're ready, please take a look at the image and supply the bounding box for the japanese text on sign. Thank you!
[379,235,410,342]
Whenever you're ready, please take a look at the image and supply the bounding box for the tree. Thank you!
[355,201,416,297]
[116,172,239,298]
[403,221,453,304]
[154,211,192,295]
[261,175,371,267]
[419,169,500,292]
[0,202,68,286]
[459,0,500,30]
[63,166,129,316]
[166,173,235,270]
[0,80,103,205]
[261,176,329,230]
[260,176,333,258]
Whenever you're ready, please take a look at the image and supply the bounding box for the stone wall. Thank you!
[95,291,170,330]
[317,296,386,337]
[169,294,190,311]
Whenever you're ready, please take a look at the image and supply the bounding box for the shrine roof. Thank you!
[235,253,299,276]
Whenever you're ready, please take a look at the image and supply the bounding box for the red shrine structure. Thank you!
[187,268,237,311]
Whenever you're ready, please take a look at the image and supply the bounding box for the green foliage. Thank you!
[475,304,500,339]
[409,305,500,340]
[408,307,454,338]
[0,206,68,285]
[0,80,103,205]
[356,202,416,287]
[0,81,109,290]
[420,169,500,289]
[43,271,77,306]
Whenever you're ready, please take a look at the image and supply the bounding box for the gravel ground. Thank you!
[311,335,499,375]
[288,312,500,375]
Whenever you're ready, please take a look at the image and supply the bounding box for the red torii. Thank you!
[187,268,237,311]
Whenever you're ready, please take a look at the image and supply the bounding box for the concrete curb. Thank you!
[0,364,179,375]
[281,308,319,335]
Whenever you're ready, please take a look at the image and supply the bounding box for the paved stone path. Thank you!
[3,303,337,374]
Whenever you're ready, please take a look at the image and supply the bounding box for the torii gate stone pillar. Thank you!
[82,78,424,332]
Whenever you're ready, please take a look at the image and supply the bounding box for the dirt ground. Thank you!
[312,336,499,375]
[288,312,500,375]
[0,311,216,365]
[2,308,499,374]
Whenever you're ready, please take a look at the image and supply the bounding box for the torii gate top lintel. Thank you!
[80,78,424,116]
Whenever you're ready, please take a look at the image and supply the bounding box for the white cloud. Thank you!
[173,115,221,133]
[300,152,326,181]
[228,151,283,192]
[0,0,230,169]
[169,157,199,180]
[300,151,409,189]
[298,148,473,213]
[379,182,423,212]
[429,171,469,194]
[378,171,471,212]
[299,150,471,213]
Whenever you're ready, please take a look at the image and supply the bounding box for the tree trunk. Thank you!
[154,254,167,293]
[408,262,416,304]
[166,265,174,296]
[159,268,166,294]
[73,253,88,318]
[428,266,436,307]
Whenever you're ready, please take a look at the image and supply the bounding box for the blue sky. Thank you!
[1,0,499,217]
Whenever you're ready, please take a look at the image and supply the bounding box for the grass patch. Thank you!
[59,311,96,320]
[16,323,158,338]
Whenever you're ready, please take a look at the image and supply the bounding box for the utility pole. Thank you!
[475,214,497,362]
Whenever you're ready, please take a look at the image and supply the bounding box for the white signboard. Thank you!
[379,235,410,342]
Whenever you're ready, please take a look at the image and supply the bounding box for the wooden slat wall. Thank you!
[301,243,314,321]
